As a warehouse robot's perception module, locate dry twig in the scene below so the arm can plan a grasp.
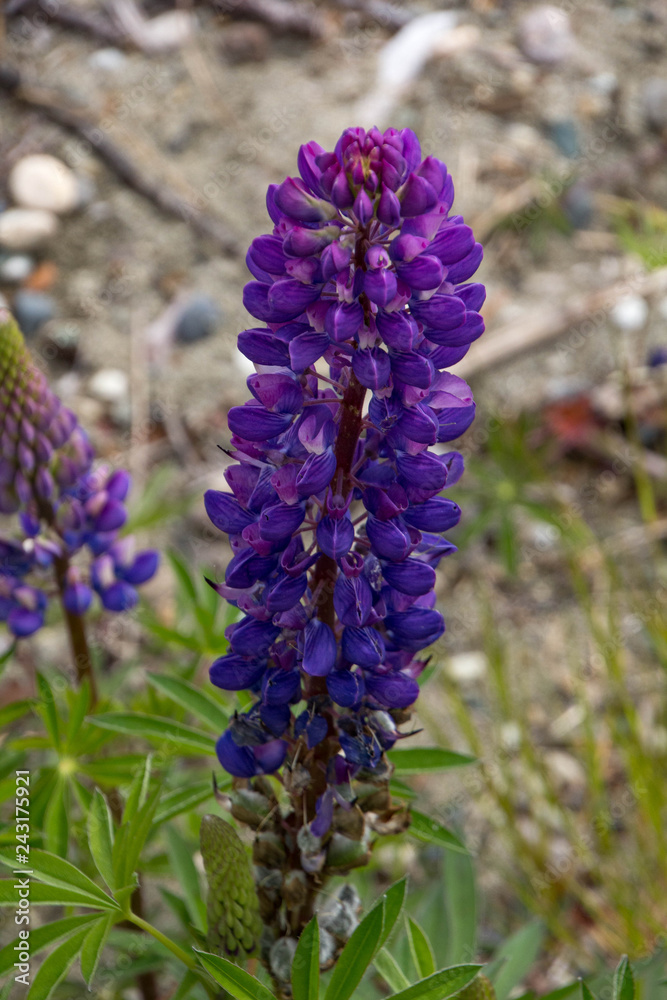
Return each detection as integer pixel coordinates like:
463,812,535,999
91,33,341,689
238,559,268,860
0,63,238,255
208,0,328,39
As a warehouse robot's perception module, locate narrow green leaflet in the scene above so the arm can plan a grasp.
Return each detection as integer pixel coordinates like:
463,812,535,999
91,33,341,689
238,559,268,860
87,790,116,891
0,880,108,910
374,949,411,992
147,672,229,732
386,964,481,1000
64,680,91,748
292,916,320,1000
409,810,467,855
490,922,544,1000
0,699,33,728
539,986,579,999
154,781,215,824
36,673,60,749
0,849,119,911
388,748,475,775
406,917,436,979
613,958,634,1000
581,984,597,1000
114,785,161,889
43,777,69,858
0,915,99,977
374,876,408,949
122,755,153,823
195,950,276,1000
25,925,91,1000
80,914,114,986
166,825,206,932
90,713,215,755
324,898,385,1000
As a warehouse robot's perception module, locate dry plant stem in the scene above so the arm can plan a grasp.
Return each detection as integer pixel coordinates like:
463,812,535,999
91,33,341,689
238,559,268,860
6,0,130,47
208,0,327,39
0,63,238,256
456,265,667,379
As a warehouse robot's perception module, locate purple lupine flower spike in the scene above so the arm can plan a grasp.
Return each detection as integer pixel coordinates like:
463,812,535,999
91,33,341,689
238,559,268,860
0,309,159,640
205,127,484,955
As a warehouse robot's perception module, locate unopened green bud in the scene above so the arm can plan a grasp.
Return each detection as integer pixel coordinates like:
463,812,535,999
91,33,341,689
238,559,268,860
200,814,261,959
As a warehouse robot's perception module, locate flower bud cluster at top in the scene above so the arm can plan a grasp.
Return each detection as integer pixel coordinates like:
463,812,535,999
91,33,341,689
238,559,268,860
0,311,158,638
206,126,484,855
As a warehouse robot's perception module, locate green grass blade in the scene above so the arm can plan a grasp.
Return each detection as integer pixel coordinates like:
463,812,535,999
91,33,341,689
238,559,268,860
292,916,320,1000
374,949,411,992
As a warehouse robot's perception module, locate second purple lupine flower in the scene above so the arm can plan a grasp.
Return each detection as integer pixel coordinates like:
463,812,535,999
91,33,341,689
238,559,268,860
205,126,483,947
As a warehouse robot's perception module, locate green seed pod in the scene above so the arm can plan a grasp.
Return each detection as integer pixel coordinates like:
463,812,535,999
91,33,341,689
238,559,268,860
253,831,286,868
230,787,273,828
324,832,370,873
200,814,262,959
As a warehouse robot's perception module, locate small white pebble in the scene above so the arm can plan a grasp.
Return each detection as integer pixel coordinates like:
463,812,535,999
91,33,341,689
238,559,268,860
445,650,488,683
610,294,649,332
9,155,79,215
88,368,129,404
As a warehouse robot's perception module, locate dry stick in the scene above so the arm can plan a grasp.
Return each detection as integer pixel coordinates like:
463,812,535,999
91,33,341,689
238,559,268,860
455,265,667,380
333,0,411,31
0,64,238,256
6,0,131,47
207,0,327,39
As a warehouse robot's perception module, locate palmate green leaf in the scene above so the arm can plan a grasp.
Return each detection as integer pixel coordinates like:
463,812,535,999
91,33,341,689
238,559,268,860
613,958,634,1000
0,914,99,977
43,776,69,857
386,965,482,1000
406,917,436,979
490,922,545,1000
36,673,60,749
375,877,408,949
408,810,467,855
0,879,108,909
388,748,475,775
195,950,275,1000
90,713,216,755
80,913,114,986
154,780,217,825
0,848,119,911
324,897,385,1000
88,789,116,890
166,825,206,932
25,924,91,1000
147,673,229,732
292,916,320,1000
374,949,411,992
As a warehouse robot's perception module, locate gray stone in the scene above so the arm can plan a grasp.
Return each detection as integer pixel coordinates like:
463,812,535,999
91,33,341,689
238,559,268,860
0,209,58,249
0,254,34,283
641,77,667,133
549,119,580,159
518,6,573,65
175,294,222,344
13,290,55,337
